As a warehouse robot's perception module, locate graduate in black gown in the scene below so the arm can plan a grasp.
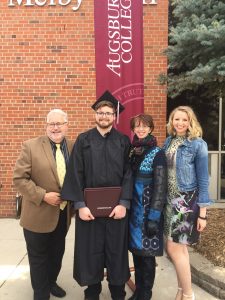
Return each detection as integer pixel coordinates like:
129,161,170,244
61,91,133,300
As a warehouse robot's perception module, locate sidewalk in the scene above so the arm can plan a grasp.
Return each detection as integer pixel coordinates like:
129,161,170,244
0,218,218,300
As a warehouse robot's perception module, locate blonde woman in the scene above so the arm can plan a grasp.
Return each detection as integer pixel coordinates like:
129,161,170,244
163,106,212,300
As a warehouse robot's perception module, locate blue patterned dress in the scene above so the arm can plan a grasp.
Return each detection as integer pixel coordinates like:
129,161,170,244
129,146,167,256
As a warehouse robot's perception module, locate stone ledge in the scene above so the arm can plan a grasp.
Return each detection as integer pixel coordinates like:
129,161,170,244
189,247,225,299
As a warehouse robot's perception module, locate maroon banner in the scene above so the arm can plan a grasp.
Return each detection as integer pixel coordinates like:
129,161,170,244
94,0,144,138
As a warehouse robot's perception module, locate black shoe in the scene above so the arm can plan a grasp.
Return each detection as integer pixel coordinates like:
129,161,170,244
139,289,152,300
84,297,99,300
128,289,139,300
50,283,66,298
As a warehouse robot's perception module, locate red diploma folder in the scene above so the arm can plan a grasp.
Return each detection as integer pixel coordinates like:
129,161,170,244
84,186,122,217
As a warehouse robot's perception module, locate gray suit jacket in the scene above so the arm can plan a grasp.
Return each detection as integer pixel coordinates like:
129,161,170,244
13,136,74,233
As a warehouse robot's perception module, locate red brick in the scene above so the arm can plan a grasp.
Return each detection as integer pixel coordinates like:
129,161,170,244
0,1,168,217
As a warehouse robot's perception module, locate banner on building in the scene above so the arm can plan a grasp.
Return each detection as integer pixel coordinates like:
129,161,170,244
94,0,144,137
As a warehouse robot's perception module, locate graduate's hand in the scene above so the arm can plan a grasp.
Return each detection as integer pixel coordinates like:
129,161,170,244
79,207,95,221
109,205,126,219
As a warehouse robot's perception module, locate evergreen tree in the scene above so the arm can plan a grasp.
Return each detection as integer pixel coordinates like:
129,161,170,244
163,0,225,98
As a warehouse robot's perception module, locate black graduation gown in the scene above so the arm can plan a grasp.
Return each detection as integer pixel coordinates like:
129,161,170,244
61,127,133,286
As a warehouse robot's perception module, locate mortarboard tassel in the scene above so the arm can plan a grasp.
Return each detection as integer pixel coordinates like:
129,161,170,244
116,100,120,124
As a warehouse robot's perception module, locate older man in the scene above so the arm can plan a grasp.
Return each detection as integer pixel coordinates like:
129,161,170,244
13,109,73,300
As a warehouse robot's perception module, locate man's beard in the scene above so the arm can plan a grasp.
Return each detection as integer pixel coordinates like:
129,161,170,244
95,119,113,129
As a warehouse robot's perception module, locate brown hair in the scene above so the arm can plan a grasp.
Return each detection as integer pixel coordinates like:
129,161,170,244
130,114,154,133
94,101,116,112
167,106,202,139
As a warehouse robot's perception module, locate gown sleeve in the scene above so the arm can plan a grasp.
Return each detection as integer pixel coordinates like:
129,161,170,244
119,135,133,209
61,135,86,210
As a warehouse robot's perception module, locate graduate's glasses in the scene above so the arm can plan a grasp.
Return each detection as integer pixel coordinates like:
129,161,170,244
47,122,67,129
96,112,115,117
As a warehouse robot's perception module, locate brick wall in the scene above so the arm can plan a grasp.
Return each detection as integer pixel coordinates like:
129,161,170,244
0,1,168,217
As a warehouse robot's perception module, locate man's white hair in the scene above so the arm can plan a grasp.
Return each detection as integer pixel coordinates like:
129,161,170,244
47,109,68,123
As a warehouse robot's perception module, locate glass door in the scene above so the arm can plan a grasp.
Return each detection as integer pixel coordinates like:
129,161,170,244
220,97,225,200
203,97,219,201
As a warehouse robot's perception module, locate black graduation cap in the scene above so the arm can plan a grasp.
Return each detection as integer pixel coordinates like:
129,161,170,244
92,90,125,115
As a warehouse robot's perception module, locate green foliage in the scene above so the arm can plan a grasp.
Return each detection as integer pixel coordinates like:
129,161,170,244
164,0,225,98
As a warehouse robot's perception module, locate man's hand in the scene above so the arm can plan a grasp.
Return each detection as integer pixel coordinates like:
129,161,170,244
109,205,126,219
43,192,62,206
79,207,95,221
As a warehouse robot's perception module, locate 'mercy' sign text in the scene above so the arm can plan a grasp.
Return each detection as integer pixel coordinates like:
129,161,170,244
8,0,157,11
8,0,83,10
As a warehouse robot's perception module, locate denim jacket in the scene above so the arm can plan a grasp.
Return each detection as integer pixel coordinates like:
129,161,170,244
163,136,212,207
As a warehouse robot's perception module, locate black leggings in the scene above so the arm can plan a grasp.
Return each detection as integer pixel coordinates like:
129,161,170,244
132,254,156,294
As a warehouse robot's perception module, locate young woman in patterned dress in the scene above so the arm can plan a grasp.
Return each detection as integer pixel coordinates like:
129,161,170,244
163,106,212,300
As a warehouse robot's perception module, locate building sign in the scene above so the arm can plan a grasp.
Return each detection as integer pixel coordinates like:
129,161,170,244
8,0,83,10
94,0,144,138
8,0,157,10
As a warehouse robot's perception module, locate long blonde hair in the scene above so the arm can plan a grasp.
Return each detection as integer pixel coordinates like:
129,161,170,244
167,106,203,139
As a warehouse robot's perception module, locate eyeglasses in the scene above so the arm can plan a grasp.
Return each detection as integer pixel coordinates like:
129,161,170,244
134,125,150,129
47,122,67,129
96,112,115,117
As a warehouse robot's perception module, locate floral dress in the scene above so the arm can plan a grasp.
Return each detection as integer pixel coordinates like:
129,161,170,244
164,136,200,245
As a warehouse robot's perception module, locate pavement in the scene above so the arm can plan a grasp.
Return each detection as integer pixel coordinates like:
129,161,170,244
0,217,221,300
